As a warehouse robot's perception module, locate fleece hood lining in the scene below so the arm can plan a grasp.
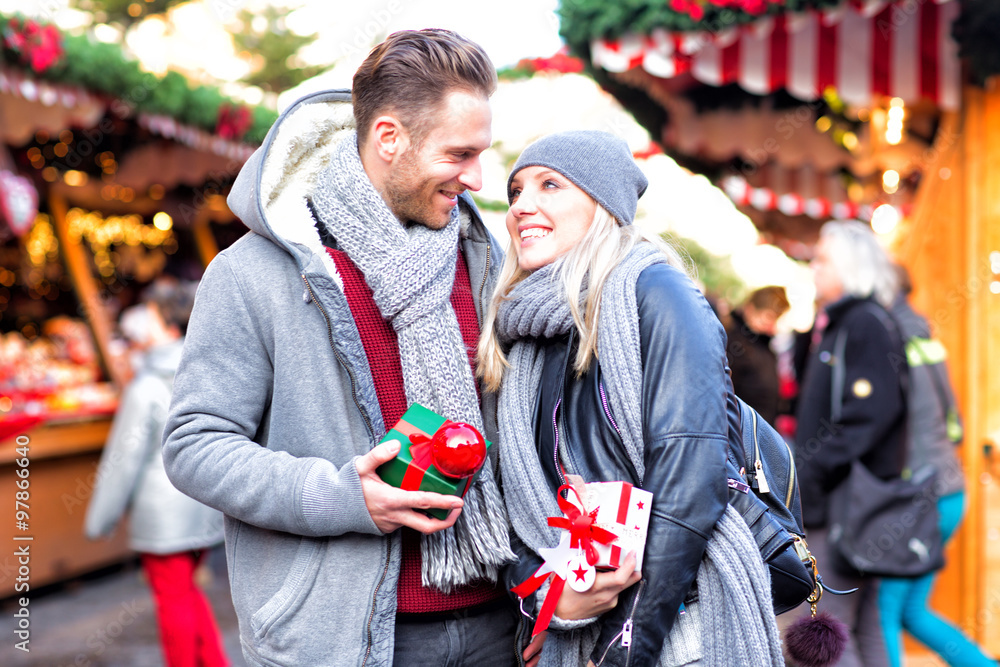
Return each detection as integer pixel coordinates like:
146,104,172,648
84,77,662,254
250,96,477,292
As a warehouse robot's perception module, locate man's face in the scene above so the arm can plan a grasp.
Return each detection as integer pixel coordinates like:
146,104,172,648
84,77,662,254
383,90,492,229
811,236,844,307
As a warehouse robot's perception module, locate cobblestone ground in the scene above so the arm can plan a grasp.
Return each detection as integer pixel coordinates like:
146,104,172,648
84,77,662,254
0,548,246,667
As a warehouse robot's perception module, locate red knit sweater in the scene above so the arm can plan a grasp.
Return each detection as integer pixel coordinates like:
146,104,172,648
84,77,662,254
326,246,505,614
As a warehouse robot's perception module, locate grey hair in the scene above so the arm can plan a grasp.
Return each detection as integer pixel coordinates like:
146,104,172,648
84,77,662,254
819,220,899,308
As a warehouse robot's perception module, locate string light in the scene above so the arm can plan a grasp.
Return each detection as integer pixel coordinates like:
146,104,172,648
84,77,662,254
153,212,173,231
882,169,900,194
871,204,901,234
886,98,905,145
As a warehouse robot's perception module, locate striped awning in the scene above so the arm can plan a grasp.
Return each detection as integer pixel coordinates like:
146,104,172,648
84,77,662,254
591,0,961,110
722,174,912,221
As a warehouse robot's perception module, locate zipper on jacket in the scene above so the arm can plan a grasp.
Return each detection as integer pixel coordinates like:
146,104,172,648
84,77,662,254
477,243,492,311
303,274,385,665
749,409,771,495
553,397,566,486
301,275,374,440
595,579,646,667
598,381,623,442
361,539,392,667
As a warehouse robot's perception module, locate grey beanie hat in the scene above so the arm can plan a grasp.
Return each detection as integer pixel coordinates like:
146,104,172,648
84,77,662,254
507,130,648,226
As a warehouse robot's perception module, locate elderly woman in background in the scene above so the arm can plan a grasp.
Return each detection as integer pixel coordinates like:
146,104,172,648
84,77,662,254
793,220,908,667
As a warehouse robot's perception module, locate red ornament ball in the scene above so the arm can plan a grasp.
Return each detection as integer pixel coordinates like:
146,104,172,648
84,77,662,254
431,422,487,478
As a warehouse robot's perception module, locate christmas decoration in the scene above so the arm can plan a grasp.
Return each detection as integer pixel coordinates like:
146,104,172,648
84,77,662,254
0,13,278,145
377,404,492,520
512,482,654,638
512,485,619,638
0,170,39,237
2,17,63,74
215,103,253,142
429,421,487,478
559,0,841,45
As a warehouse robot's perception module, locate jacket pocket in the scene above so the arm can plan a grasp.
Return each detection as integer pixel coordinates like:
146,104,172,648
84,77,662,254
250,537,324,639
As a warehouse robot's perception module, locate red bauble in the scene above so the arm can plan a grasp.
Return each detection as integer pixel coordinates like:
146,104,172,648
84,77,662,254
431,422,486,478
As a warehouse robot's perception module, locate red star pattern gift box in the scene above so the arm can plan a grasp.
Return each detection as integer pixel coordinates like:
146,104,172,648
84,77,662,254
581,481,653,572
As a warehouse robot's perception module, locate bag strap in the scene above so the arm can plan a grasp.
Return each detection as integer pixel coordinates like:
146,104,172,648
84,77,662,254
908,337,963,443
827,300,910,454
830,326,849,424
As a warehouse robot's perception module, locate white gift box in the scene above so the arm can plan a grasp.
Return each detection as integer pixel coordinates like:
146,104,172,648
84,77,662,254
581,481,653,573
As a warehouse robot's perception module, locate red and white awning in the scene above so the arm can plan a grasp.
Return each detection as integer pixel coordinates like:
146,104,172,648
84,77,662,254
722,174,911,221
138,114,256,162
0,67,106,145
592,0,961,110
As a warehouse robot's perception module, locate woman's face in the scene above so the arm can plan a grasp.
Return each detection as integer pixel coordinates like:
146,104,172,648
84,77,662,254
811,236,844,306
506,166,597,272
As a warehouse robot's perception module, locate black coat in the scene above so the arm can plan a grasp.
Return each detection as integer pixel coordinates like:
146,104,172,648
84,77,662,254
725,310,781,425
503,264,731,667
794,296,908,528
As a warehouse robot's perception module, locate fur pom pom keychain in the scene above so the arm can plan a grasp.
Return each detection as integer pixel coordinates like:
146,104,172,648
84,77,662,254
784,548,851,667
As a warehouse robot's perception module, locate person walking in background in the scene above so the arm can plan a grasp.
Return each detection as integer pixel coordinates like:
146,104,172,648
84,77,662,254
85,277,229,667
480,131,782,666
161,30,516,667
878,265,997,667
793,220,908,667
724,285,790,426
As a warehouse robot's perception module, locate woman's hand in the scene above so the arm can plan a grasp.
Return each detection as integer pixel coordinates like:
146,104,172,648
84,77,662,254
553,552,641,620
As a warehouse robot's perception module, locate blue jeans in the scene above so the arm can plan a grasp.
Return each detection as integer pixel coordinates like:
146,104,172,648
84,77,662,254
393,600,519,666
878,491,997,667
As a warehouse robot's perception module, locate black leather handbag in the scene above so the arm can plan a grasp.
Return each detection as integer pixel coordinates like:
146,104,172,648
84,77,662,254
728,397,816,615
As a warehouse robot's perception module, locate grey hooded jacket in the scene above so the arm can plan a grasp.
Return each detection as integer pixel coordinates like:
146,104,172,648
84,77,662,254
86,339,224,554
161,90,504,667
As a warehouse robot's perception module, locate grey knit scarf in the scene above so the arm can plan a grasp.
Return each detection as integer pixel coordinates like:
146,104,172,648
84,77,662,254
311,132,514,591
496,244,783,667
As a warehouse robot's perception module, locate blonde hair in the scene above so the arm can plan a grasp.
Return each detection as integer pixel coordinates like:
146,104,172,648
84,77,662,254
819,220,899,308
477,207,688,392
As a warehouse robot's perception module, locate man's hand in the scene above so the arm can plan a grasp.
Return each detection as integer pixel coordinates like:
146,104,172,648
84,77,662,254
356,439,464,534
554,552,642,620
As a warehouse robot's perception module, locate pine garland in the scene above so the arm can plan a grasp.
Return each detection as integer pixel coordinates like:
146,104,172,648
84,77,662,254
0,13,277,145
558,0,843,53
953,0,1000,85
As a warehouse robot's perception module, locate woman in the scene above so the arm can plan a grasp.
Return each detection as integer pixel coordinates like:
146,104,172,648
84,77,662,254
85,278,229,667
793,220,908,667
478,131,781,667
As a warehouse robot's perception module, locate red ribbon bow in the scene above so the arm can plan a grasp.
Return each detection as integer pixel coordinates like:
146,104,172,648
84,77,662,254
511,484,619,638
547,485,617,566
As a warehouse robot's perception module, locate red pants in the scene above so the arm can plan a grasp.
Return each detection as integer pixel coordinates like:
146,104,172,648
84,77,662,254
140,551,229,667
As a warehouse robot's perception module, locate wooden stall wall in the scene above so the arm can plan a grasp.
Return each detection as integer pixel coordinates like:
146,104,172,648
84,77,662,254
894,80,1000,651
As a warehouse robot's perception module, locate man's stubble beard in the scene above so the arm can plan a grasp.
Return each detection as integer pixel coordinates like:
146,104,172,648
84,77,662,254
382,146,453,230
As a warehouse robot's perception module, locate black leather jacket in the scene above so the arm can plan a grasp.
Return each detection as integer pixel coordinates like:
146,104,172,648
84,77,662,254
503,264,730,667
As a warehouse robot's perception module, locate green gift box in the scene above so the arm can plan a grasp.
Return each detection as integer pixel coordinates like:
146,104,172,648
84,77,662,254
376,403,491,520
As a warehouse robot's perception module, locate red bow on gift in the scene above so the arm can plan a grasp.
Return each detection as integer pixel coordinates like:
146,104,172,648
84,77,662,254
548,486,617,566
512,484,618,639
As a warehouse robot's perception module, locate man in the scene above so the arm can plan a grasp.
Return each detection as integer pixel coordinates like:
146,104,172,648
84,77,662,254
162,30,516,667
724,285,790,426
793,220,907,667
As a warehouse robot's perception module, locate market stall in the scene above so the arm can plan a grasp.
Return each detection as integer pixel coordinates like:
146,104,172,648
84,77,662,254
561,0,1000,649
0,14,270,596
